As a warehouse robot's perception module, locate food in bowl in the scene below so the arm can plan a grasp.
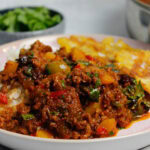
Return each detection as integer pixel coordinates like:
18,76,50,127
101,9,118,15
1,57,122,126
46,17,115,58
0,35,150,139
139,0,150,5
0,7,62,32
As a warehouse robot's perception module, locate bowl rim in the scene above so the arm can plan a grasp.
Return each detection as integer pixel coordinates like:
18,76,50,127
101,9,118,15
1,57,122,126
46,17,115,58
133,0,150,10
0,126,150,143
0,34,150,143
0,6,65,35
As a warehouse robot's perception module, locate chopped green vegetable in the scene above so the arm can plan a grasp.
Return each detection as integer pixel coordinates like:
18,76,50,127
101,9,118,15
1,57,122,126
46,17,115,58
63,58,76,68
50,111,59,115
123,80,145,101
28,51,34,59
22,114,35,120
62,80,66,88
118,127,125,130
24,67,32,77
95,79,101,88
123,80,146,114
99,64,119,73
109,131,114,136
77,60,90,66
112,68,120,73
67,74,71,79
94,73,99,77
45,64,51,75
105,64,116,68
86,72,93,78
62,95,65,99
45,61,70,75
143,100,150,108
112,101,122,108
90,88,100,102
0,7,62,32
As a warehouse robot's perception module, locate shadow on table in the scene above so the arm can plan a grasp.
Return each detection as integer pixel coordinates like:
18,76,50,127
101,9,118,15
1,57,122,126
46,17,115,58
0,145,11,150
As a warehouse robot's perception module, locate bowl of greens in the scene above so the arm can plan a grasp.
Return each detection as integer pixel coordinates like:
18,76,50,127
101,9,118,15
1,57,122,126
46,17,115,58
0,6,65,44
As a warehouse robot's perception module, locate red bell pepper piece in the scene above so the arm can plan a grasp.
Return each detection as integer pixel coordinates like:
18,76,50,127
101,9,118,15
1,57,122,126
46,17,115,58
0,92,8,104
31,133,36,136
86,55,94,61
75,64,81,69
96,126,108,136
50,90,67,99
40,84,45,89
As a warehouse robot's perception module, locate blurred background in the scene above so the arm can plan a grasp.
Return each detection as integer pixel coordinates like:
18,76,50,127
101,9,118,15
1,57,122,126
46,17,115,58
0,0,128,37
0,0,150,44
0,0,149,42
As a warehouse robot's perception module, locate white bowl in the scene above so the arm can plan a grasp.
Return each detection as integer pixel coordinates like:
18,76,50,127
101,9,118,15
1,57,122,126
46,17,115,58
0,34,150,150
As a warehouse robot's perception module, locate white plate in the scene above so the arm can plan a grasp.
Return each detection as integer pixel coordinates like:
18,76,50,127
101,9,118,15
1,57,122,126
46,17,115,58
0,34,150,150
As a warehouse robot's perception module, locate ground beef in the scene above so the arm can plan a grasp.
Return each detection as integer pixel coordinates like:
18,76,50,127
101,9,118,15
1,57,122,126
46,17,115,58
101,84,132,127
0,40,148,139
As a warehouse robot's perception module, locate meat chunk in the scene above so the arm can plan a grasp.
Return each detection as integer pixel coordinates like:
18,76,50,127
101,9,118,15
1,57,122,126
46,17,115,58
101,84,132,127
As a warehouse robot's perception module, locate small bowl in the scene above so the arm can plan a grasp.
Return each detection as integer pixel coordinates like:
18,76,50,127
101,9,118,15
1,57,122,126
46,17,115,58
126,0,150,43
0,7,65,44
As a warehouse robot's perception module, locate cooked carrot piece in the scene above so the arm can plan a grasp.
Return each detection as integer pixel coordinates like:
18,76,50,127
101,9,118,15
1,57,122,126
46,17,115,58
3,61,18,74
36,129,54,138
45,52,56,60
71,48,86,61
85,102,100,115
99,118,117,133
100,72,115,85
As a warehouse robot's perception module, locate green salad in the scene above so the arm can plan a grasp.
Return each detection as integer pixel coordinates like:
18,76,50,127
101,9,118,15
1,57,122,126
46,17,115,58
0,7,62,32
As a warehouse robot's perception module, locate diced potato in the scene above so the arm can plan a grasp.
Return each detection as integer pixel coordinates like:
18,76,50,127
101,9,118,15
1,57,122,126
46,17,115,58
80,45,98,57
36,129,53,138
71,48,86,61
3,61,18,74
115,50,136,70
53,55,62,61
100,118,117,133
85,102,100,115
100,72,115,85
57,37,78,53
45,52,55,60
102,37,114,46
115,39,128,49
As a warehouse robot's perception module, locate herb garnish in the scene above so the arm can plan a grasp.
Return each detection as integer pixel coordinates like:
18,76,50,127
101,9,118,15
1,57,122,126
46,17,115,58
22,114,35,120
86,72,93,78
109,131,114,136
123,80,144,101
77,60,90,66
62,80,66,88
99,63,119,73
45,64,51,75
90,88,100,102
24,67,32,77
28,51,34,59
94,73,99,77
95,79,101,88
